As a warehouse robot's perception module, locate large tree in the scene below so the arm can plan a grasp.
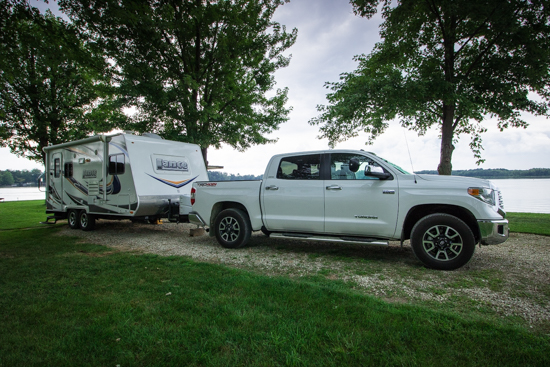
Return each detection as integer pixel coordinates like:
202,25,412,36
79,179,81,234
0,1,123,165
59,0,297,164
310,0,550,174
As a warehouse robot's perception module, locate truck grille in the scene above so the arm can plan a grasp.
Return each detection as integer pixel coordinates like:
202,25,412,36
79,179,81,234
497,190,504,209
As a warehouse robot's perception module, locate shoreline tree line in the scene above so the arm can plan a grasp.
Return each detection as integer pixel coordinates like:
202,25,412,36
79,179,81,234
2,167,549,187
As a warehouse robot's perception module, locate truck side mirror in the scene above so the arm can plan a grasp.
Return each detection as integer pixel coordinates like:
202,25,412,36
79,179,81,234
365,166,392,180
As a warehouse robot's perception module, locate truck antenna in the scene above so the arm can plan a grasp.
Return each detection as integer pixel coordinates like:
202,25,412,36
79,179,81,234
403,130,417,183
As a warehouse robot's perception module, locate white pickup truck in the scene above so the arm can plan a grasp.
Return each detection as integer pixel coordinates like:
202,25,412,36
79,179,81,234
189,150,509,270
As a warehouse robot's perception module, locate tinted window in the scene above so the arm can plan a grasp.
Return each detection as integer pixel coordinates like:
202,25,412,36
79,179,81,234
276,154,321,180
109,154,125,175
54,158,61,178
64,162,73,178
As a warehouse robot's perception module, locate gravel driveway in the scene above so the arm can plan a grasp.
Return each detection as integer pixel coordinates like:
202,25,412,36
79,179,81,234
59,220,550,330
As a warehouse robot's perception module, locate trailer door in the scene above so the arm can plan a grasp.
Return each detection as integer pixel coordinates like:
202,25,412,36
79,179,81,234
48,152,64,210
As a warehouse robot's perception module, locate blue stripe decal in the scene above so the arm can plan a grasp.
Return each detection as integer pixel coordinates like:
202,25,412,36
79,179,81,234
146,174,199,188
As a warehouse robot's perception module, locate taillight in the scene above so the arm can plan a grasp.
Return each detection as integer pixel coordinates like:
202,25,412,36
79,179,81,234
190,187,196,205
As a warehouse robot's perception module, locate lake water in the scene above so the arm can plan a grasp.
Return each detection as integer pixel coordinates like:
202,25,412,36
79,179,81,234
0,178,549,213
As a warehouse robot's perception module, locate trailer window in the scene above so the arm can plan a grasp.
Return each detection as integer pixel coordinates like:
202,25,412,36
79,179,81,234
54,158,61,178
63,162,73,178
109,154,125,175
276,154,321,180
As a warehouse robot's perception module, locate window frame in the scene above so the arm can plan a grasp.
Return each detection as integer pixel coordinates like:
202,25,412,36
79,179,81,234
108,154,125,175
276,154,322,180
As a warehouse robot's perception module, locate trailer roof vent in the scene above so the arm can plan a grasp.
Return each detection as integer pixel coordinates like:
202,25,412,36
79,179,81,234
142,133,164,139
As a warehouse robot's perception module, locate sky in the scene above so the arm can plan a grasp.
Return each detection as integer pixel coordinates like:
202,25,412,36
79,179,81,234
2,0,549,175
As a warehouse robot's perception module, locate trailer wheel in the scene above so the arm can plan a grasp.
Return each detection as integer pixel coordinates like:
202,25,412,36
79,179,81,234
214,208,251,249
79,210,96,231
410,213,475,270
68,209,80,229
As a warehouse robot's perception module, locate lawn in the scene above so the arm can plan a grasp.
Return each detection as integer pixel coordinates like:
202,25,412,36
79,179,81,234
506,212,550,236
1,201,549,366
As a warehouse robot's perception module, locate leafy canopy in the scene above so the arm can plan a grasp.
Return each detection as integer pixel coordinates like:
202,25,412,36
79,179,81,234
310,0,550,174
59,0,297,163
0,1,124,164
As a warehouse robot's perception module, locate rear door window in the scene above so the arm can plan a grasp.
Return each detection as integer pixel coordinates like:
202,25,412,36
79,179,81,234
276,154,321,180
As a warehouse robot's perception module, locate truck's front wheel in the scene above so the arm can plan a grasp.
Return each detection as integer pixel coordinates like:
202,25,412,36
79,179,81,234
214,208,251,249
410,213,475,270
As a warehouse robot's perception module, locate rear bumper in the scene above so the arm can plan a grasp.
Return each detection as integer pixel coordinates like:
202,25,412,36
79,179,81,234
189,211,206,227
478,219,509,245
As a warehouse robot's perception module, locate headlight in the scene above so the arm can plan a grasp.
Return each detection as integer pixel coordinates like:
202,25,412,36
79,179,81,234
468,187,496,206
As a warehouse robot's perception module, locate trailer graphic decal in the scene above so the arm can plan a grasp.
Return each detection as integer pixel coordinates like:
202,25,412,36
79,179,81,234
147,174,198,188
66,175,122,196
66,192,87,206
48,185,63,204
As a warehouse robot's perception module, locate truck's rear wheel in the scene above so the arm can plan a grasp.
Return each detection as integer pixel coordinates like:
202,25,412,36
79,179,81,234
410,213,475,270
79,210,96,231
214,208,251,249
68,209,80,229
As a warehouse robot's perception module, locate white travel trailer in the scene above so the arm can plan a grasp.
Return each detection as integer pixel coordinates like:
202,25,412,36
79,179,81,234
42,132,209,230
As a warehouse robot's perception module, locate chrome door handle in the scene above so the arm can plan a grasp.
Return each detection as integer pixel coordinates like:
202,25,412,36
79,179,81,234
326,185,342,191
265,185,279,190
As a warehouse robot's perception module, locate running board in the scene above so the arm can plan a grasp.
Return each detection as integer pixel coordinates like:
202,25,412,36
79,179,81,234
269,233,389,246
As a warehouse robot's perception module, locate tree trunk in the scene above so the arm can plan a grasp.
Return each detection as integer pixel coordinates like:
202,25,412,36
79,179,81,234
201,147,208,167
438,103,455,175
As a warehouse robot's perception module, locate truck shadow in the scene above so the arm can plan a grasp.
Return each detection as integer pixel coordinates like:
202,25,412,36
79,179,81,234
249,232,421,269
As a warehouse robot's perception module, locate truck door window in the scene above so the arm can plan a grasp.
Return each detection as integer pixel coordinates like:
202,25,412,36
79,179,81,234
330,154,384,180
277,154,321,180
109,154,125,175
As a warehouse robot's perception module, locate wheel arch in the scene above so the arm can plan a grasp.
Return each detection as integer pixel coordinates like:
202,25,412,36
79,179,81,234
402,204,480,243
210,201,251,228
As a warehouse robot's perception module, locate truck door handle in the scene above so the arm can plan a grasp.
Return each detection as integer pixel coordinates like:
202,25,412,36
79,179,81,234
326,185,342,191
265,185,279,191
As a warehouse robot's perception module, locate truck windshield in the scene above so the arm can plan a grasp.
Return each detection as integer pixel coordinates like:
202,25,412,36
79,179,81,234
379,157,411,174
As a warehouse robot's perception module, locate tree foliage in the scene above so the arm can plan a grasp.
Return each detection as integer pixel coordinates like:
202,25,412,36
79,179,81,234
0,169,42,186
59,0,297,164
207,171,263,181
0,1,124,165
310,0,550,174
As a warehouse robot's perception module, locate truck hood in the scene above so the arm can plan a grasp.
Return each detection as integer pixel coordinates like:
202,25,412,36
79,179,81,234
414,174,493,188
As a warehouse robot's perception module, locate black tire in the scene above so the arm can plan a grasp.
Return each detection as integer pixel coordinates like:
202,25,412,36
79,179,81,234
68,209,80,229
79,210,96,231
410,213,475,270
214,208,251,249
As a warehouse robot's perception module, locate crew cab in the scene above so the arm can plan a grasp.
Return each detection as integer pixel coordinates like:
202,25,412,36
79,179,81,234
189,150,509,270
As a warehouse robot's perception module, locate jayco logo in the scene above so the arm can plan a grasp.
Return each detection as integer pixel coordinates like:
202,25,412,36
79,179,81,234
156,158,188,172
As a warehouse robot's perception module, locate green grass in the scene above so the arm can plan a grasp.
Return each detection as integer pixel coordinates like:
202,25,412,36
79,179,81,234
0,199,64,230
1,201,550,366
507,212,550,236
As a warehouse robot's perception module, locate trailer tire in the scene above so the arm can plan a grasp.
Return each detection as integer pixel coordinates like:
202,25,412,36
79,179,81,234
214,208,251,249
68,209,80,229
410,213,475,270
79,210,96,231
